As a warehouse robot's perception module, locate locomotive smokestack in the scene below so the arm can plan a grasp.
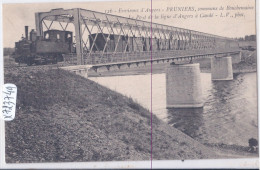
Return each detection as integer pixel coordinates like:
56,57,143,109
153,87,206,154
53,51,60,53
25,26,28,40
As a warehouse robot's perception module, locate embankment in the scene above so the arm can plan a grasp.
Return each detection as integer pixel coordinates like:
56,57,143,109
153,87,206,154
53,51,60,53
5,66,219,163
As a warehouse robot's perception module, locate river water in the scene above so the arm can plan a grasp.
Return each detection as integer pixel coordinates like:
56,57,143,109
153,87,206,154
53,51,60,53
89,72,258,147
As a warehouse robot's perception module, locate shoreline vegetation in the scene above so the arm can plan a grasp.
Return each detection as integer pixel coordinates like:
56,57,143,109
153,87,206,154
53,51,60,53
4,50,257,163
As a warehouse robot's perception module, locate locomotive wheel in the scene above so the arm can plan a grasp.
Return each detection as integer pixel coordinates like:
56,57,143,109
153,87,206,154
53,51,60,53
52,57,57,64
35,60,41,65
26,57,33,66
27,60,32,66
53,59,57,64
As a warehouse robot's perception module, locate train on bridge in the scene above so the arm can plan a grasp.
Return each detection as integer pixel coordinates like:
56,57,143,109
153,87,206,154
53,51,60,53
14,8,240,66
14,26,74,65
14,26,239,66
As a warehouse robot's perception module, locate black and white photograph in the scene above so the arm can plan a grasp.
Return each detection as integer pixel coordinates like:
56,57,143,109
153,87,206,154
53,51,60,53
1,0,258,168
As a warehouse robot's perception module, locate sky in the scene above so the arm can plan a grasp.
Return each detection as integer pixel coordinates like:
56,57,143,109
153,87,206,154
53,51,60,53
2,0,256,48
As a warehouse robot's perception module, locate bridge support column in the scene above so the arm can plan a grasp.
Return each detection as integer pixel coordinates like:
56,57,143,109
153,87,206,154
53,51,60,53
232,51,242,64
166,63,204,108
211,56,233,80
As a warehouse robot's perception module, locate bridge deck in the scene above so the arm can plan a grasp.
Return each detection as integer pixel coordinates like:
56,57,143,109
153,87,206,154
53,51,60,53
64,49,240,66
89,50,241,71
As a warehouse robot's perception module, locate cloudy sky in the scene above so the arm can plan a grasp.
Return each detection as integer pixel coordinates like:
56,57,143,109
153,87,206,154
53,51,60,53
2,0,256,47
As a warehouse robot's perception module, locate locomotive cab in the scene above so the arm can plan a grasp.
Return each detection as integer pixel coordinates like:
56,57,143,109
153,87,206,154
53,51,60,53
43,30,73,43
14,26,74,66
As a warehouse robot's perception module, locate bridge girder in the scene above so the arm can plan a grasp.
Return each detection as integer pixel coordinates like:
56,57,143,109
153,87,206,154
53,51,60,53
35,8,239,65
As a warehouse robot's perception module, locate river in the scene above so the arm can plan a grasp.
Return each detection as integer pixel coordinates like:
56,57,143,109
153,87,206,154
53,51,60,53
89,72,258,147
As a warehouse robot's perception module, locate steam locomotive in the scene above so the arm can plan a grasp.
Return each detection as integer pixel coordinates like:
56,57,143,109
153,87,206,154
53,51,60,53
14,26,74,66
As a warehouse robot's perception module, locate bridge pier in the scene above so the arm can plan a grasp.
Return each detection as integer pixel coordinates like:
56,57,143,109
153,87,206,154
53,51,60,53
166,63,204,108
211,56,233,80
232,51,242,64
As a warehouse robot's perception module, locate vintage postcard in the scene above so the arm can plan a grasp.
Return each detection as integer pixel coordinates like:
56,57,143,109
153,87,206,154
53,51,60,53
0,0,258,168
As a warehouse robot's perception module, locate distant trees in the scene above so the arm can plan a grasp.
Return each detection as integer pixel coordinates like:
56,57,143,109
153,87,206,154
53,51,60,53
245,35,256,41
235,35,256,42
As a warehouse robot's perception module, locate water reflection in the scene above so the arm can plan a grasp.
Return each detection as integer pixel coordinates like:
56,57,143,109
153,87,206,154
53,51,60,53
166,73,258,145
90,72,258,146
167,108,204,139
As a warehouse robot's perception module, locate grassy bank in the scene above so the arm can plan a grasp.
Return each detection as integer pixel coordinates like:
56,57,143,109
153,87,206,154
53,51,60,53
5,66,219,163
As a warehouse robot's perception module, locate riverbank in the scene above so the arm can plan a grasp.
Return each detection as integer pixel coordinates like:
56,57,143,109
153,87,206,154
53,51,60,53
4,49,258,162
5,66,221,163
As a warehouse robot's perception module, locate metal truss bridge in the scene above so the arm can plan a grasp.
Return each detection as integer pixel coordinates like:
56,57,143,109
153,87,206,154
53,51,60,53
35,8,240,68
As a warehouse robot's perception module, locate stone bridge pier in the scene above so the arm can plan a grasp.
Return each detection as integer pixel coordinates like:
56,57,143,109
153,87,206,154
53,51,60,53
211,56,233,80
166,52,241,108
211,52,241,80
231,51,242,64
166,63,204,108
